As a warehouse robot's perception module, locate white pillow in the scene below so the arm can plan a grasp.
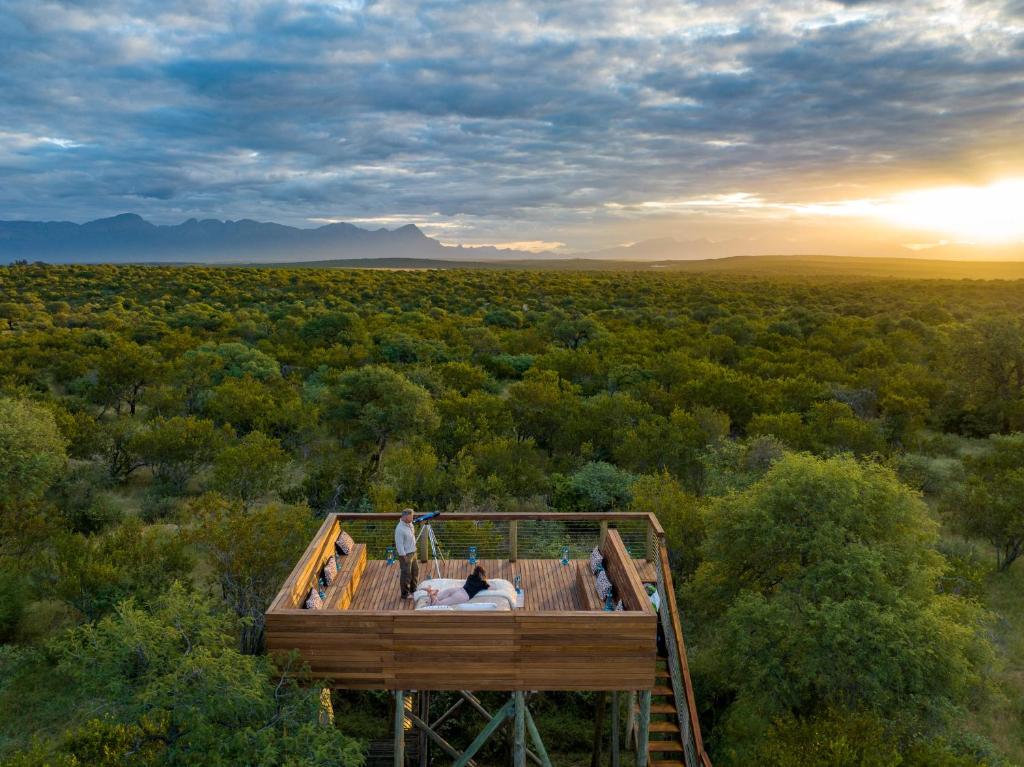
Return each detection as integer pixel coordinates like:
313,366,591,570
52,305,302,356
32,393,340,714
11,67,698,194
418,605,454,611
454,602,499,611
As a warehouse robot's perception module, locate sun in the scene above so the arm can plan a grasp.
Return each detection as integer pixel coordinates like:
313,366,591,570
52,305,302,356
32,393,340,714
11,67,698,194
867,178,1024,244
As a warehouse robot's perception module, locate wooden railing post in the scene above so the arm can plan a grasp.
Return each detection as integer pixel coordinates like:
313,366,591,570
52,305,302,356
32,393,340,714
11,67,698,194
600,521,609,546
510,520,519,562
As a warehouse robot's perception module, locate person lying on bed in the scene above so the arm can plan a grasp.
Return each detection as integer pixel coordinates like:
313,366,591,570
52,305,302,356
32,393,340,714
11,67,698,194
426,565,490,606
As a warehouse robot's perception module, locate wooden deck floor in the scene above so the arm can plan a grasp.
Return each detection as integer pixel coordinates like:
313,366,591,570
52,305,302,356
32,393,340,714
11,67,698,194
348,557,657,612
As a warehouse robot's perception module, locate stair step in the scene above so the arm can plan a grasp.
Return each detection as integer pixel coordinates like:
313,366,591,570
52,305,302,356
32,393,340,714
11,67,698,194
652,686,674,697
651,761,685,767
649,741,684,753
649,721,680,734
651,703,676,714
655,669,670,679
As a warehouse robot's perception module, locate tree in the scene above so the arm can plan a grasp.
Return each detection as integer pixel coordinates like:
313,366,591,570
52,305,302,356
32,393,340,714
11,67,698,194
186,495,320,654
8,583,362,767
507,369,580,452
0,397,67,505
131,416,228,494
323,365,438,474
457,437,550,500
689,454,991,754
210,431,290,509
945,433,1024,571
629,472,704,578
49,518,193,621
93,341,162,416
556,461,636,513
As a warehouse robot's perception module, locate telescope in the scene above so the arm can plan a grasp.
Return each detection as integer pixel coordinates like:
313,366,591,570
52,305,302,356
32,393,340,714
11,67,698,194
414,510,442,524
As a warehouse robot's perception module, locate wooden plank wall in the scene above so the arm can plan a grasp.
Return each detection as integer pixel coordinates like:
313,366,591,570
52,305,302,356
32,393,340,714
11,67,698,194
265,610,656,691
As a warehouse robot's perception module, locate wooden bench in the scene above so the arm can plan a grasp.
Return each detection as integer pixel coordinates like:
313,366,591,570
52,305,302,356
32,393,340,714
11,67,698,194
600,529,650,612
324,544,367,609
575,561,603,611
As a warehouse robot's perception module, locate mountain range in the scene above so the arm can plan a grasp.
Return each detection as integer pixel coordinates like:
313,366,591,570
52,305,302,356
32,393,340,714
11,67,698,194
2,213,1023,264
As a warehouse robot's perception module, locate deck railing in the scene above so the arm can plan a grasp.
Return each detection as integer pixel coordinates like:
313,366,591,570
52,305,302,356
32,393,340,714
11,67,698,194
332,511,656,565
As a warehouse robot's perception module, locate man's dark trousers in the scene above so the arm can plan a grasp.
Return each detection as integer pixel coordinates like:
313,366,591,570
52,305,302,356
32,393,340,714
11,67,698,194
399,554,419,598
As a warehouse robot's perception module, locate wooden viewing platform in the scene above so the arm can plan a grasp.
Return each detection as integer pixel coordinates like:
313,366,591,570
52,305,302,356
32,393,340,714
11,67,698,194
265,512,712,767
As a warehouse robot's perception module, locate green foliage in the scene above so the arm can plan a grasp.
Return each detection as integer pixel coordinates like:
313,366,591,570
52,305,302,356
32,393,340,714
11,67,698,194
944,434,1024,571
0,397,67,504
186,495,319,653
6,584,363,767
556,461,636,512
49,518,194,621
209,431,289,508
690,453,993,755
629,472,704,578
0,568,29,643
131,416,229,494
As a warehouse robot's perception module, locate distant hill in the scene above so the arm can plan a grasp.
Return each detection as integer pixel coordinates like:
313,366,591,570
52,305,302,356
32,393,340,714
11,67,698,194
0,213,509,263
2,214,1023,275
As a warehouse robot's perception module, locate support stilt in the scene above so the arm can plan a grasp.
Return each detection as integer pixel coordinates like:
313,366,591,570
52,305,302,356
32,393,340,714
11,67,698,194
636,690,651,767
524,708,553,767
452,699,515,767
591,691,607,767
514,692,526,767
418,691,430,767
407,712,477,767
460,691,543,767
394,691,406,767
610,691,620,767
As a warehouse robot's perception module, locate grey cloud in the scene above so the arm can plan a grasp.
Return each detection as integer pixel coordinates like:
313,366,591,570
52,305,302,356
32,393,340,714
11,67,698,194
0,0,1021,246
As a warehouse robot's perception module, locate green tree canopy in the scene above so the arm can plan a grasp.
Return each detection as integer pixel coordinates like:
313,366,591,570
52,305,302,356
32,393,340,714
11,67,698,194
209,431,289,509
944,433,1024,571
690,453,991,758
9,583,363,767
0,397,67,505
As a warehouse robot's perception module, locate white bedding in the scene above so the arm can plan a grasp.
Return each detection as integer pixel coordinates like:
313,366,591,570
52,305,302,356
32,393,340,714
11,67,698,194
413,577,517,611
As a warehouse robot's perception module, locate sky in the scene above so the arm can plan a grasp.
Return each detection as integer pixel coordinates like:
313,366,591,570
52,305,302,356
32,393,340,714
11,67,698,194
1,0,1023,257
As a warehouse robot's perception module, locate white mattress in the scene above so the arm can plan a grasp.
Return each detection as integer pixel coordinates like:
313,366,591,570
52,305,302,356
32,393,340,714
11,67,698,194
413,577,517,611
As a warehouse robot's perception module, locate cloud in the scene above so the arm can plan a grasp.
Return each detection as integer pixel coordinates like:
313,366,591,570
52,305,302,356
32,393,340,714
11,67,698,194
0,0,1021,250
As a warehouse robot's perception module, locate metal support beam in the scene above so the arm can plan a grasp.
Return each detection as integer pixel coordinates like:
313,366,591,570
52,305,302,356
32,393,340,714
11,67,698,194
524,708,553,767
407,712,477,767
394,691,406,767
452,699,515,767
610,691,620,767
514,692,526,767
431,695,466,731
458,691,543,767
636,690,651,767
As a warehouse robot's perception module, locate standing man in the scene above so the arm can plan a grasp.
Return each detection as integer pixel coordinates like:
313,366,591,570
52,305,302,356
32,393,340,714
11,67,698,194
395,508,419,600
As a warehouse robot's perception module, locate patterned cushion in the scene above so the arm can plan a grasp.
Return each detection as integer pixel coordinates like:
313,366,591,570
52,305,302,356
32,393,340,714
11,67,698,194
335,530,355,556
589,546,603,574
615,599,625,612
595,569,612,600
304,587,324,610
323,555,338,585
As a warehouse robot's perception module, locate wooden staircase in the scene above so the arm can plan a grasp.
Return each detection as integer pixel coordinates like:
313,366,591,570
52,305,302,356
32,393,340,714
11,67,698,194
647,659,686,767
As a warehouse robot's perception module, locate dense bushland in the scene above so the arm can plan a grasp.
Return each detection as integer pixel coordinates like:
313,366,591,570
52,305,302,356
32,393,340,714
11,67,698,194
1,263,1023,765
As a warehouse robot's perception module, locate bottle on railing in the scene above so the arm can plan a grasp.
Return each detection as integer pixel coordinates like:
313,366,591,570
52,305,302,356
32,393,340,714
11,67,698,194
317,577,327,601
386,546,396,566
604,591,614,611
560,545,570,566
513,574,522,594
468,546,477,565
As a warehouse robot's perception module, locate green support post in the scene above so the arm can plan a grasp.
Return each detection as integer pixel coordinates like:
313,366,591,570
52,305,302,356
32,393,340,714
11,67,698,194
394,690,405,767
514,692,526,767
636,690,651,767
453,699,515,767
524,708,554,767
